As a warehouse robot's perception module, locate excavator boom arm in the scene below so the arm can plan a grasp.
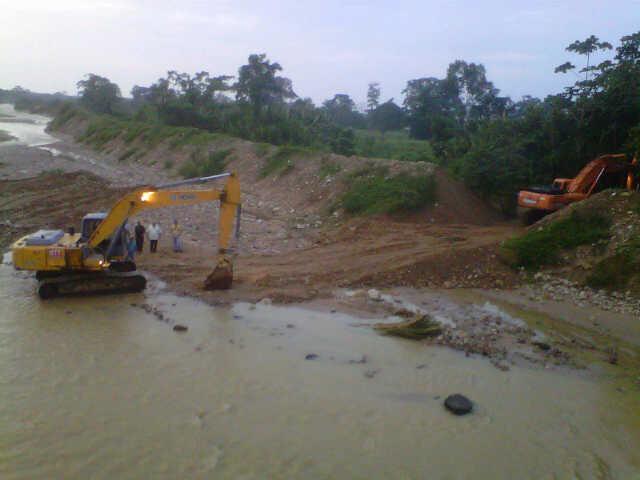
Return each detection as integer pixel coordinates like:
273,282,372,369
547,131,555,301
88,172,240,252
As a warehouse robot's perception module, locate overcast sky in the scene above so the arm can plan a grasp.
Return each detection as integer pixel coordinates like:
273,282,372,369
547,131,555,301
1,0,639,108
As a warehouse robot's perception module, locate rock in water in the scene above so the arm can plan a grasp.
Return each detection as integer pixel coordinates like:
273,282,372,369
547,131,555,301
444,394,473,415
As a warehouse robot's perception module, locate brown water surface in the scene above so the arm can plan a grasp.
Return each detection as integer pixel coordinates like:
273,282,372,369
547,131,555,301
1,263,639,479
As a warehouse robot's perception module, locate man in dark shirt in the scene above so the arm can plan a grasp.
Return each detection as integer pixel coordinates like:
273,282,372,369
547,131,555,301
134,221,146,253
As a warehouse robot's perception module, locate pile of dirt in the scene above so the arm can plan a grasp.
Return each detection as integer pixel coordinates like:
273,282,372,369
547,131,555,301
425,168,502,225
0,172,125,250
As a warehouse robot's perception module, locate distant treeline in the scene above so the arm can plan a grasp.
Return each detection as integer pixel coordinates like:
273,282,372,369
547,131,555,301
4,30,639,214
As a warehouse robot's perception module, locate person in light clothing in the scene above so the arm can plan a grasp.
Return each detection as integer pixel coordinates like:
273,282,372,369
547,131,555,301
170,219,183,253
147,222,162,253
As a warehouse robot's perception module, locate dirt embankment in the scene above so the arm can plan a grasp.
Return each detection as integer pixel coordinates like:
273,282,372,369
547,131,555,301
1,107,520,304
0,172,127,250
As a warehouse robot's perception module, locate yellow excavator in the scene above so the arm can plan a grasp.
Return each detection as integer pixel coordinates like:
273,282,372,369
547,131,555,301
11,172,241,299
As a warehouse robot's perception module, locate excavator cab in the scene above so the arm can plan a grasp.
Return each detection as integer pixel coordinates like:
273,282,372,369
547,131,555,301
80,213,108,242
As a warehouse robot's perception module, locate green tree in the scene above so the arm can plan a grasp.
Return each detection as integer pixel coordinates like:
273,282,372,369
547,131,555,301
446,60,504,123
555,35,613,81
322,93,365,128
402,77,460,141
235,53,296,116
367,82,381,112
369,100,406,134
77,74,121,114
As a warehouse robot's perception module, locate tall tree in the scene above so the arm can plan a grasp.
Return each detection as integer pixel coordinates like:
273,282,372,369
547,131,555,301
555,35,613,81
446,60,502,123
77,74,121,114
369,100,406,134
235,53,296,115
402,77,459,140
366,82,381,112
322,93,365,128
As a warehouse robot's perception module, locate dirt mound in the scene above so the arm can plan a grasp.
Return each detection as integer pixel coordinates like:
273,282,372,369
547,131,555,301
417,168,501,225
50,109,502,228
0,172,126,250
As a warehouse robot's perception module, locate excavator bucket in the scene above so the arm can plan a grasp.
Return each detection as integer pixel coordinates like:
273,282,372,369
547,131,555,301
204,255,233,290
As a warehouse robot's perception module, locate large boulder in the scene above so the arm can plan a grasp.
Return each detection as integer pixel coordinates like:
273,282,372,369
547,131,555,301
444,394,473,415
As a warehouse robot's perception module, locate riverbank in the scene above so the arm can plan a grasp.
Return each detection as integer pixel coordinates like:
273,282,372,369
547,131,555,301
2,104,640,377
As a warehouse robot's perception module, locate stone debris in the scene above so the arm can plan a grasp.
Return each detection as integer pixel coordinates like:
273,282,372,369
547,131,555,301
526,273,640,317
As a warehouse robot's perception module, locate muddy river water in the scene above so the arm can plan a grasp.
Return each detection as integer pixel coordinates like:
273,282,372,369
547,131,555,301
1,261,639,479
1,104,640,478
0,104,56,147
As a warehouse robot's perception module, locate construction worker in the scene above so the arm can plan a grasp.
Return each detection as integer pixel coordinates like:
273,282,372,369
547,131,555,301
134,221,146,253
125,230,137,262
148,222,161,253
170,219,183,253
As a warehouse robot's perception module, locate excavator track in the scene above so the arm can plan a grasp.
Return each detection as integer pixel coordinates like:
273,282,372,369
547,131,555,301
37,271,147,299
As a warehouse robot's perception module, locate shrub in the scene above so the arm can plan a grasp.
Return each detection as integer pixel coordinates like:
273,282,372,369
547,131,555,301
259,145,311,178
118,148,138,162
178,149,232,178
501,211,611,269
342,171,436,214
254,142,271,158
587,238,640,290
319,160,342,179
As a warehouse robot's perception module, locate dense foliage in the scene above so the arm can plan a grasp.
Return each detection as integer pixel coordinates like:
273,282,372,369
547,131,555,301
341,167,436,214
440,33,640,214
5,30,639,216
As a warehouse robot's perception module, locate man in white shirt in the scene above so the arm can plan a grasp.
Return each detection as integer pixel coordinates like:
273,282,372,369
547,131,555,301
148,222,162,253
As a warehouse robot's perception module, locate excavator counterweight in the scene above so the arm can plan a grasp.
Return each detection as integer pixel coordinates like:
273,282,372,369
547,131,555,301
11,172,241,299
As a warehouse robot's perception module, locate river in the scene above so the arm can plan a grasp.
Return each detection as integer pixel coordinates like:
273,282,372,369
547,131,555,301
1,261,639,479
1,104,639,479
0,104,56,147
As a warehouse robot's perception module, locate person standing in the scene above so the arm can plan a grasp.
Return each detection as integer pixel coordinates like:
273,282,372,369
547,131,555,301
148,222,161,253
125,231,137,262
170,219,183,253
134,221,146,253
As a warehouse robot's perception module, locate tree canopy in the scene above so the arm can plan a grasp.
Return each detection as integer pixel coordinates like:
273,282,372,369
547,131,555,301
59,30,640,216
77,74,121,115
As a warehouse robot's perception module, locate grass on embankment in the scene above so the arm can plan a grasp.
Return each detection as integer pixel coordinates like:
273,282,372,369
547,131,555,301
353,129,435,163
178,149,232,177
587,237,640,291
340,166,436,214
51,103,229,152
49,104,439,216
259,145,313,178
501,211,611,270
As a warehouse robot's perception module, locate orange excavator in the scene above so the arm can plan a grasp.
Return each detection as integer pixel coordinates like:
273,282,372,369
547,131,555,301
518,154,638,223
